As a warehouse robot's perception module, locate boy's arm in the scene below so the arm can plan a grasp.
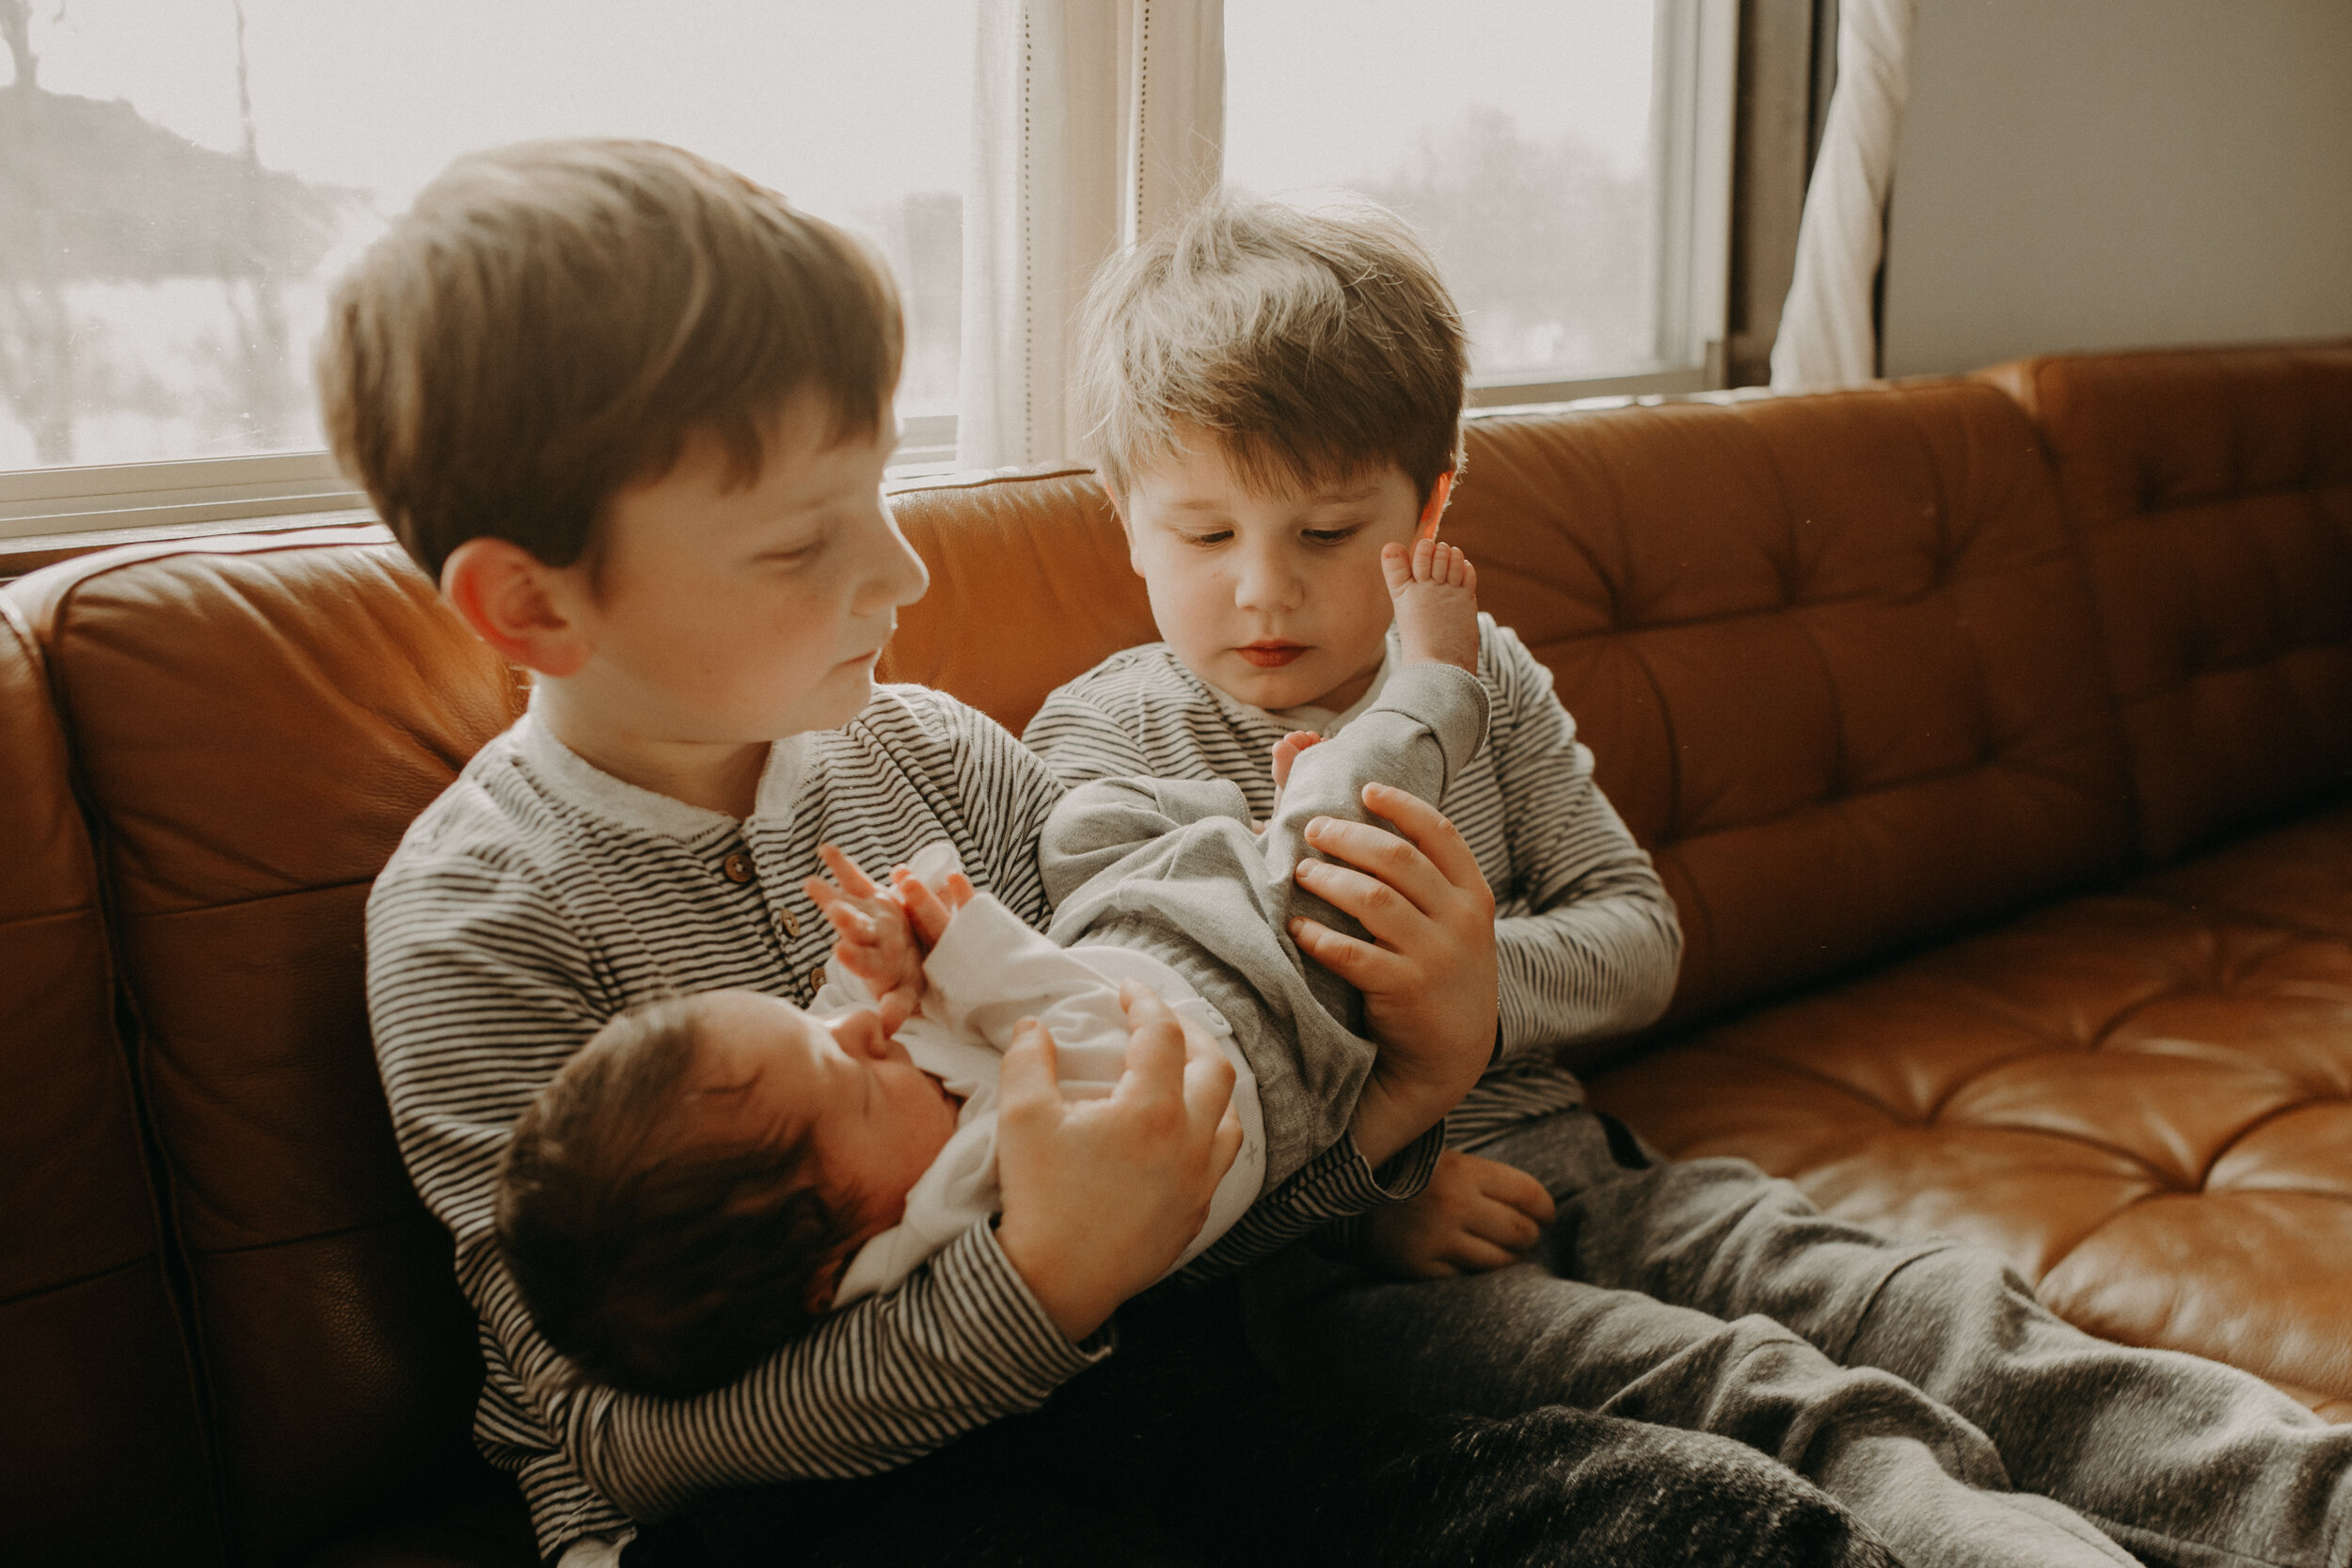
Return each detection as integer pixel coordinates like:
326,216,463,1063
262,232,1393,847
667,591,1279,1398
370,855,1112,1535
1485,623,1683,1056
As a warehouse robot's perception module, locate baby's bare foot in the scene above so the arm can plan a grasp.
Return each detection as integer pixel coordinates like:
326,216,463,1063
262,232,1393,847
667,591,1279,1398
1384,538,1480,672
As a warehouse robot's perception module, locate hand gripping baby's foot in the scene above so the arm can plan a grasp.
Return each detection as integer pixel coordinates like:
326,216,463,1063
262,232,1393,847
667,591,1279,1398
1384,537,1480,672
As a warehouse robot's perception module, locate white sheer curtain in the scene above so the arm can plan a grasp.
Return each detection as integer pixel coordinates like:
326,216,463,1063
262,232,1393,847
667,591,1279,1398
957,0,1223,469
1771,0,1915,392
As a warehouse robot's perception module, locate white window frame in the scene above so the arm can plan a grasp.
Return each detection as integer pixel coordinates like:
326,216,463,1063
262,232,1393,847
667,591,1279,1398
1466,0,1738,410
3,0,1736,542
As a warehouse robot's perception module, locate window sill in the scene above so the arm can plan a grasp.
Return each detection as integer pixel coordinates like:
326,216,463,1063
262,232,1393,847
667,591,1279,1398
0,507,378,583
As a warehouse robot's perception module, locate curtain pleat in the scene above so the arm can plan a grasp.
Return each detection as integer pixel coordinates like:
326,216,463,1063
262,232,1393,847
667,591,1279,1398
958,0,1223,469
1771,0,1914,392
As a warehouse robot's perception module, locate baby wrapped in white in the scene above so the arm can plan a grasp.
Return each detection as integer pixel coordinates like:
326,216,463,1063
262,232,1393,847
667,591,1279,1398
822,844,1267,1307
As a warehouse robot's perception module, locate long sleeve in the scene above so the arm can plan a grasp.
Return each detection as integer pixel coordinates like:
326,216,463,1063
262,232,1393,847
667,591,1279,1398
1480,624,1683,1058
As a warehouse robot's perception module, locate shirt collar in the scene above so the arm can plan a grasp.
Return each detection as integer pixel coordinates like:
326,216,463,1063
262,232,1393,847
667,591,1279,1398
511,696,808,842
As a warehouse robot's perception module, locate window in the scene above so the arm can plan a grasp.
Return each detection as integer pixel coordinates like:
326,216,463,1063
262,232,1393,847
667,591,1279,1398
1226,0,1734,406
0,0,970,540
4,0,1732,544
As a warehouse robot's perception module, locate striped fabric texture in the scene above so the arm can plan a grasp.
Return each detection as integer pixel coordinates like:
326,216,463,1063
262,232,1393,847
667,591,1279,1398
367,686,1434,1558
1024,615,1685,1148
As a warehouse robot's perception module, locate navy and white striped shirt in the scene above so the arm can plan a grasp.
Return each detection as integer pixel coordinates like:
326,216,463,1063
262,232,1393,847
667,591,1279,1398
367,685,1437,1558
1024,615,1684,1148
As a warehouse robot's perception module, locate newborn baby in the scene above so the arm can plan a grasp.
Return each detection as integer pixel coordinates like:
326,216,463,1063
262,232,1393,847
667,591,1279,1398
495,542,1489,1396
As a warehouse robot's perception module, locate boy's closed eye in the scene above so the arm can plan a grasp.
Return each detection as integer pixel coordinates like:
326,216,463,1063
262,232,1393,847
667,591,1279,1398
750,524,830,569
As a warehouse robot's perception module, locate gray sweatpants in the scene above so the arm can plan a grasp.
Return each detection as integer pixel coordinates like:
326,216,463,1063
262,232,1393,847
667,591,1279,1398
1039,660,1490,1187
1242,1108,2352,1568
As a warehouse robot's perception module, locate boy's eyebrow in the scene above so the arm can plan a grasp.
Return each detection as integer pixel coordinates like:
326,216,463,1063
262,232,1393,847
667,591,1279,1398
1164,482,1383,511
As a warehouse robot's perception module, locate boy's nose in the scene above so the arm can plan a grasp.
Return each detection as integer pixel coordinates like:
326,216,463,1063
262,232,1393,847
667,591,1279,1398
1231,546,1298,611
858,501,931,613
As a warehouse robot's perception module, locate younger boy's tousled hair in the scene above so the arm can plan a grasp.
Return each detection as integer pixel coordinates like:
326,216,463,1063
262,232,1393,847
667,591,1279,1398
318,138,904,583
1075,192,1468,504
494,996,860,1400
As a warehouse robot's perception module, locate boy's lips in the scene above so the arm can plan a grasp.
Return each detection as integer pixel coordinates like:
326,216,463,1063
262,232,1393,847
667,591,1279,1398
1238,641,1307,669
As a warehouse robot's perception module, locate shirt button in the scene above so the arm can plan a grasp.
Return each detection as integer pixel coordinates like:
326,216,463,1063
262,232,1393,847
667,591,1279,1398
779,910,802,938
722,852,755,883
809,964,828,992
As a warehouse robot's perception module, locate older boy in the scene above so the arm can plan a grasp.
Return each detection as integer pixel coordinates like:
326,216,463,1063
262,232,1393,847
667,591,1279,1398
341,141,1888,1568
1029,193,2352,1568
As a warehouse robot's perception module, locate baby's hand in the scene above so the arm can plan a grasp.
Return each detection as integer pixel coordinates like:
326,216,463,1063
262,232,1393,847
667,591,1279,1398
890,863,977,949
1360,1148,1554,1279
806,845,927,1032
1269,729,1323,791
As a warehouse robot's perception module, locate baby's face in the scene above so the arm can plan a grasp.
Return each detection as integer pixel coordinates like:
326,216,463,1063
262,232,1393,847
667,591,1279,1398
679,990,961,1242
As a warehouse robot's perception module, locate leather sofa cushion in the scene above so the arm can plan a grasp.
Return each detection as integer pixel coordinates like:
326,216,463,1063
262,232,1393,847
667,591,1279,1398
10,528,527,1564
1590,799,2352,1419
1982,343,2352,864
882,465,1157,730
0,594,220,1563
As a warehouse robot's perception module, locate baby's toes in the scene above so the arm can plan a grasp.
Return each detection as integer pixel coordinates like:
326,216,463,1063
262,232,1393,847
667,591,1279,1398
1412,535,1440,582
1381,540,1414,593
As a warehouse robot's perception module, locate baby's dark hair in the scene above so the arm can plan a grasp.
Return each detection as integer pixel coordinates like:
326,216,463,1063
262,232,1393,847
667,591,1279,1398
494,995,863,1399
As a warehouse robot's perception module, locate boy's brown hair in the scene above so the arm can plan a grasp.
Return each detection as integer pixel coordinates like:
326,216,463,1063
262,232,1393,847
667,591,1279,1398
494,996,859,1399
318,138,904,582
1076,192,1468,504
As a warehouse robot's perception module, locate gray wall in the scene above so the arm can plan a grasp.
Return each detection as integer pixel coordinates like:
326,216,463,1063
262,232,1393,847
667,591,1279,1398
1881,0,2352,377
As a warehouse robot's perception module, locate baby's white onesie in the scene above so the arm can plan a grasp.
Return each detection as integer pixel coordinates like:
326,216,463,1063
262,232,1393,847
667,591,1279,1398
824,846,1266,1307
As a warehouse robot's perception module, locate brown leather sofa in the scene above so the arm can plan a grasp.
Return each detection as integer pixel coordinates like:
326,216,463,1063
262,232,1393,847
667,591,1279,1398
5,341,2346,1565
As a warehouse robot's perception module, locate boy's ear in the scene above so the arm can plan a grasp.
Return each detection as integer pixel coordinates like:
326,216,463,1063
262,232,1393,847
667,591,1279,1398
1415,470,1456,543
1100,478,1145,576
440,537,593,677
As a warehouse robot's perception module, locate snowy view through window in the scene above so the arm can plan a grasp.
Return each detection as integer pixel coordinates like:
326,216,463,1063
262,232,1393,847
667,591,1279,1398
3,0,1663,473
1226,0,1660,385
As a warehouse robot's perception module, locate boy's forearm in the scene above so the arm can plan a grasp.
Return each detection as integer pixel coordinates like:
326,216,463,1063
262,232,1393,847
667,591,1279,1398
545,1222,1105,1514
1348,1069,1453,1168
1171,1121,1444,1282
1493,889,1681,1058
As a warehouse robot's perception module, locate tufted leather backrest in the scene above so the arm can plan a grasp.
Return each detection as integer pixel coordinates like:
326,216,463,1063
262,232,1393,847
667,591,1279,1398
879,383,2136,1029
9,528,529,1565
0,595,221,1565
1452,385,2135,1025
1981,343,2352,864
880,466,1158,732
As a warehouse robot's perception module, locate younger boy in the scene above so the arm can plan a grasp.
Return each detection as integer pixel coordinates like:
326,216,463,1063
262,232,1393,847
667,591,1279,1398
1031,192,2352,1568
494,543,1491,1397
